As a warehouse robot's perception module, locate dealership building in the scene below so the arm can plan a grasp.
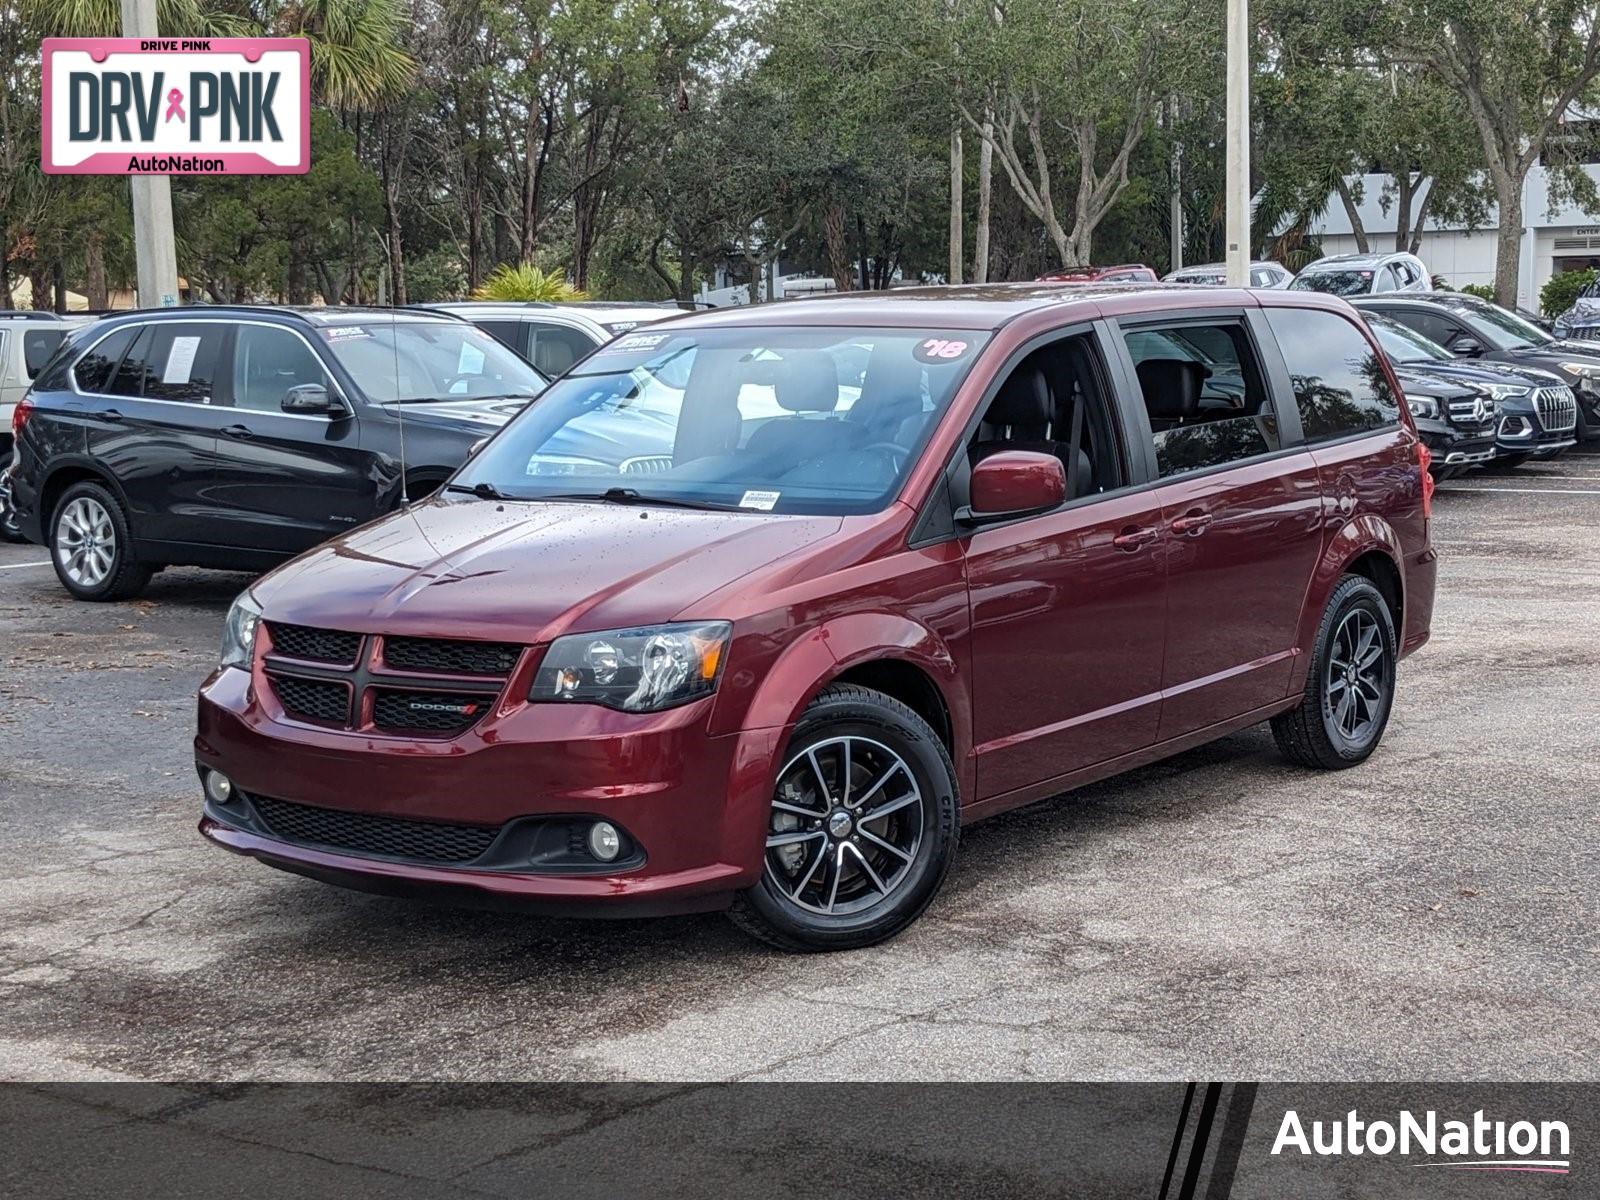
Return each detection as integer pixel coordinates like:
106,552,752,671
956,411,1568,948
1309,163,1600,309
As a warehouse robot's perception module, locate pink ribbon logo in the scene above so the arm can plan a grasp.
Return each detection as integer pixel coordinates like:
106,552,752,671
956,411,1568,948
164,88,185,123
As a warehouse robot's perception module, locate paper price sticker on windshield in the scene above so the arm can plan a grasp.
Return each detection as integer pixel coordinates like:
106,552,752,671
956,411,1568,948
606,332,669,354
42,38,310,175
738,490,780,511
914,337,970,363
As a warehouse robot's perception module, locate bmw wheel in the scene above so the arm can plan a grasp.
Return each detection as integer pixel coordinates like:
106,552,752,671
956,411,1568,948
728,684,959,952
50,481,152,601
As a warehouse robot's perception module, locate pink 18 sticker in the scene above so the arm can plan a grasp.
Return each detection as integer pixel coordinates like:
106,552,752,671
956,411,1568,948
914,337,969,363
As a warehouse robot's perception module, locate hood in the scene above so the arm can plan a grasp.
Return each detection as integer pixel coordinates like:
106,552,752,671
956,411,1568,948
1556,297,1600,328
1527,339,1600,362
252,495,843,642
1389,363,1477,397
1414,357,1565,388
378,396,531,435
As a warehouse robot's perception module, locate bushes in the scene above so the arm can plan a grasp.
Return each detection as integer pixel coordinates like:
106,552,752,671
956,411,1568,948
473,264,587,302
1539,268,1597,318
1457,283,1496,302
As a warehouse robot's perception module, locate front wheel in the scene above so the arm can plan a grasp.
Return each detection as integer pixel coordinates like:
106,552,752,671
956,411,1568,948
50,481,152,601
728,684,959,952
1271,575,1397,769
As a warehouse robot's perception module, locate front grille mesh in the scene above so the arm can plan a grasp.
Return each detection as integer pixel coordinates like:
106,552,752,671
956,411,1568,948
1535,386,1577,433
383,636,522,676
1445,396,1494,429
373,689,492,734
250,794,498,864
270,675,351,725
267,623,361,664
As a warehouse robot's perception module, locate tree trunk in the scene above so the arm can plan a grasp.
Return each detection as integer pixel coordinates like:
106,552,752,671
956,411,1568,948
52,259,67,313
1335,178,1369,253
948,123,964,283
28,263,47,311
824,202,851,291
84,232,108,309
286,243,310,305
1492,171,1524,307
0,224,11,307
974,98,994,282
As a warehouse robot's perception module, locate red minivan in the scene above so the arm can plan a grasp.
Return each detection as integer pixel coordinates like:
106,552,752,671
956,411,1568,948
196,285,1436,951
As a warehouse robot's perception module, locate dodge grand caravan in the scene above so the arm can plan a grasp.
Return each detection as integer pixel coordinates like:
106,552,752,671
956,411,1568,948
196,285,1436,951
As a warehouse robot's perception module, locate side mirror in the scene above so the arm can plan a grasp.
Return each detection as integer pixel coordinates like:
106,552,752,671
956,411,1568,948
1449,335,1483,358
282,383,343,416
963,450,1066,522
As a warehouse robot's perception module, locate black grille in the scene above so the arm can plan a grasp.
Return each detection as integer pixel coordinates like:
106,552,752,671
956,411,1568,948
373,688,491,734
250,794,499,864
383,636,522,676
270,675,351,725
268,623,361,664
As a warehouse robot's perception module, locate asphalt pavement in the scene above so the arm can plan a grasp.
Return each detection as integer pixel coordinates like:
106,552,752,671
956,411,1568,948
1,454,1596,1081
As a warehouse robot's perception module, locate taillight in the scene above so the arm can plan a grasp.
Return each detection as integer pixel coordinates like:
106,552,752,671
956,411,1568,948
11,393,32,442
1415,439,1434,518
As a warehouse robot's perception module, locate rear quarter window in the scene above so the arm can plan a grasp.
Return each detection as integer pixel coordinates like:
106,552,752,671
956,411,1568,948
23,330,65,379
1262,307,1400,443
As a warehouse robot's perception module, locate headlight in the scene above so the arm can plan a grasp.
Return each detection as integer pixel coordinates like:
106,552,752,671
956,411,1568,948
532,621,730,712
1405,394,1439,418
522,454,613,476
220,591,262,670
1478,382,1531,401
1558,363,1600,393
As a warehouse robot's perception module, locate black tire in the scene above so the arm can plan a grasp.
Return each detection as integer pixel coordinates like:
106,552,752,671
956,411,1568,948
1271,575,1397,770
49,480,153,601
728,684,959,952
0,494,25,543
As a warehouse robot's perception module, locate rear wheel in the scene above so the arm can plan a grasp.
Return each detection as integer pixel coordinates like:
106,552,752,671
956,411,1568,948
728,684,959,952
1271,575,1397,770
0,493,24,543
50,481,152,601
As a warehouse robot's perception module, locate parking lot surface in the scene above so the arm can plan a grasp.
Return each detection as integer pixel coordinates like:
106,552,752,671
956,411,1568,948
2,455,1597,1082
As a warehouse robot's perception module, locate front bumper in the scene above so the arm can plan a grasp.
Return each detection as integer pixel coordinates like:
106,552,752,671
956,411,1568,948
1416,422,1496,467
195,665,782,913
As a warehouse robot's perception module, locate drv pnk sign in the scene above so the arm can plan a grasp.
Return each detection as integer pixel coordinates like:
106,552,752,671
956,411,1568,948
42,38,309,175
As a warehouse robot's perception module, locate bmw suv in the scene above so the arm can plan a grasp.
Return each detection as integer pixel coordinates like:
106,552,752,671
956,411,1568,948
8,306,547,600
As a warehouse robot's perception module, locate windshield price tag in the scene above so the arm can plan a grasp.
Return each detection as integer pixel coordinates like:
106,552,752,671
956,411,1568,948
914,337,970,363
738,489,780,511
605,332,670,354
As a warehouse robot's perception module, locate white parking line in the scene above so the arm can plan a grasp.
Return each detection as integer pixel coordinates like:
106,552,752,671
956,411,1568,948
1439,486,1600,495
0,560,50,570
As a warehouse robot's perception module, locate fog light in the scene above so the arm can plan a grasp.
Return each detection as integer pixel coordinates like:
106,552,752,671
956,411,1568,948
587,821,622,862
203,770,234,805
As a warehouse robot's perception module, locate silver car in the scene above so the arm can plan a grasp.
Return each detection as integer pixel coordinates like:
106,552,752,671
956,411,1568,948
1162,261,1293,288
1290,251,1433,297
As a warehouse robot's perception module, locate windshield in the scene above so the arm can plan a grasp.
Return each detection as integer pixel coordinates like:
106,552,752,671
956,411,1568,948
318,320,547,403
1290,269,1373,296
1365,315,1451,363
1452,302,1553,350
456,325,990,515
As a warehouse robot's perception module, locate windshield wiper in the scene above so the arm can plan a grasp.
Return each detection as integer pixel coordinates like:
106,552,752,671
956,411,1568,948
444,481,517,501
542,487,746,512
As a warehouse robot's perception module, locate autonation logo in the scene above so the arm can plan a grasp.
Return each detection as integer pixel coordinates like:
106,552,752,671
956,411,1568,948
1272,1108,1571,1174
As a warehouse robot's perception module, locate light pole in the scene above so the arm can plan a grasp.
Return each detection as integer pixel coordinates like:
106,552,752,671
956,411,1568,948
120,0,181,308
1224,0,1250,287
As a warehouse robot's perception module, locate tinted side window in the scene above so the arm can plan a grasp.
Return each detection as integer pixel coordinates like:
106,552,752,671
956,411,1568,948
143,323,226,403
23,330,65,378
1384,308,1460,347
233,325,328,412
473,319,527,357
73,325,140,394
528,323,597,377
108,326,157,397
1263,307,1400,443
1124,320,1280,478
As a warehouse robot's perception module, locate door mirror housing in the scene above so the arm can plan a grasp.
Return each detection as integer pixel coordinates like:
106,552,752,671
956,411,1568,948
962,451,1066,522
1448,335,1483,357
281,383,344,416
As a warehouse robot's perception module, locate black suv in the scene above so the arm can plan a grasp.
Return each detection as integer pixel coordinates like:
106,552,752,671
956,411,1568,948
7,306,546,600
1353,294,1595,445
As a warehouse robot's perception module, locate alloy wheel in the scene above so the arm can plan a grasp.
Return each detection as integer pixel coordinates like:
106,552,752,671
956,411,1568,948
1325,608,1389,744
55,496,117,589
764,735,925,916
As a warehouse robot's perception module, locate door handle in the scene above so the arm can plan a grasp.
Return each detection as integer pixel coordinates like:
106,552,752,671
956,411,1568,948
1112,526,1158,552
100,409,123,422
221,424,254,440
1170,510,1214,537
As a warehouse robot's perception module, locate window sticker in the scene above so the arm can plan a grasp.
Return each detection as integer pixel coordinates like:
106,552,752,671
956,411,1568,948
161,335,202,384
913,337,970,363
603,332,670,354
323,325,371,341
458,341,486,375
738,489,780,511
